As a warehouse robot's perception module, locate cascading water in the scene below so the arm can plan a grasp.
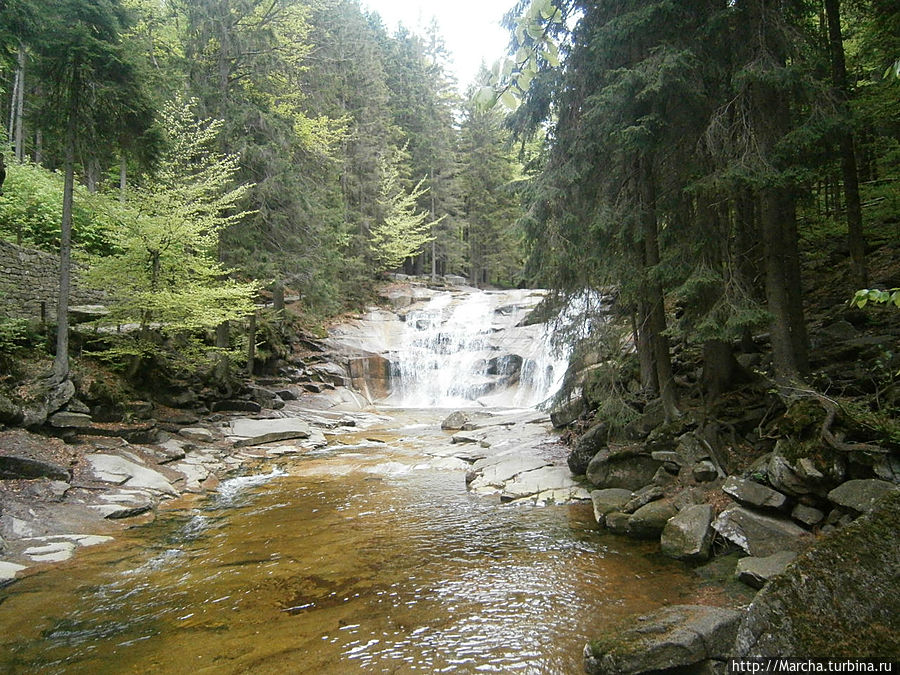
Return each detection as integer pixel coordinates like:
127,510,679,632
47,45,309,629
383,288,570,408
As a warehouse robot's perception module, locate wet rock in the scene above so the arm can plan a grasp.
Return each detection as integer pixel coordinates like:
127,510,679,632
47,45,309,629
23,539,77,563
468,455,550,492
91,490,155,519
441,410,492,431
583,605,743,674
735,492,900,657
735,551,797,590
827,479,899,515
229,418,311,447
605,511,631,534
628,500,677,539
586,446,661,491
0,560,26,587
500,466,584,501
723,476,789,511
591,489,633,526
791,503,825,528
661,504,714,561
0,455,70,481
86,454,177,495
713,505,812,557
568,422,609,475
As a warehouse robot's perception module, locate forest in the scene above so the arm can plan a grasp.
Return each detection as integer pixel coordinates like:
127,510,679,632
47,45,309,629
0,0,898,412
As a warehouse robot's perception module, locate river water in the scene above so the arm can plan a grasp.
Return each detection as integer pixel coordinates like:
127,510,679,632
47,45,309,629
0,409,724,675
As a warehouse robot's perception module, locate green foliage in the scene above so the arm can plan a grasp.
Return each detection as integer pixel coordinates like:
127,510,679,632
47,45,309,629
369,149,438,272
85,99,258,335
0,161,119,254
852,288,900,309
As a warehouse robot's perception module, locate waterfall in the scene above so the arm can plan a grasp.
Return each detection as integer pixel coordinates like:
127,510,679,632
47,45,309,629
383,289,569,409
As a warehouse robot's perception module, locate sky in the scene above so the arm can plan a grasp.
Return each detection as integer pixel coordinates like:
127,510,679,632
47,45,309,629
361,0,514,91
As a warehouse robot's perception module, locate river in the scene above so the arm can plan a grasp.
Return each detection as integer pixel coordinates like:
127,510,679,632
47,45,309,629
0,408,725,674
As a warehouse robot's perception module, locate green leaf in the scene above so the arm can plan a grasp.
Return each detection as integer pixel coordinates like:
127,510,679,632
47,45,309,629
500,88,520,110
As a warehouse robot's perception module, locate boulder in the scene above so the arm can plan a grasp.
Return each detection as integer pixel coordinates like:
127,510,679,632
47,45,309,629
628,500,678,539
47,411,92,428
584,605,743,674
723,476,789,511
827,479,899,515
568,422,610,475
790,503,825,528
692,460,719,482
550,396,586,429
441,410,491,431
591,489,633,526
179,427,214,443
605,511,631,535
735,551,797,590
622,485,665,514
713,505,812,557
586,446,661,491
0,393,24,425
734,491,900,657
661,504,714,561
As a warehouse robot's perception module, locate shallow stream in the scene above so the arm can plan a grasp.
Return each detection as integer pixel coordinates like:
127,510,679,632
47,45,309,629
0,410,721,674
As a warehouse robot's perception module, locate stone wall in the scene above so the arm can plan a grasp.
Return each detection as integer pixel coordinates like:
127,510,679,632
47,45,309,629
0,240,105,322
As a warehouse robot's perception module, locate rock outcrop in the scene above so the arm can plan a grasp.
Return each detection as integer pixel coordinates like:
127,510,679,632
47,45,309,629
734,491,900,657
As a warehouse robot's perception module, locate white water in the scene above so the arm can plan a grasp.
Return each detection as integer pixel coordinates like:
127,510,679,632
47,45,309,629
386,289,569,408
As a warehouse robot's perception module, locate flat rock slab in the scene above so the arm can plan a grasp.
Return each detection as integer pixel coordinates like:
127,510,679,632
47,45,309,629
91,490,155,519
0,560,27,586
23,540,77,563
723,476,789,511
468,456,551,491
179,427,214,443
500,466,583,500
713,505,811,557
735,551,798,589
827,479,899,514
584,604,744,674
229,418,311,447
86,454,177,495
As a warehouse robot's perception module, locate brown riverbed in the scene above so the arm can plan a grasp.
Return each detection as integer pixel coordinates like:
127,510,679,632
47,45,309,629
0,409,735,674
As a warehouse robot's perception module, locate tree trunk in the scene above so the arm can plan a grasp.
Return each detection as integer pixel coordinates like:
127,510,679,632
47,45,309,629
13,44,25,162
246,312,257,377
760,186,807,381
633,307,657,393
53,128,76,382
824,0,867,288
638,157,678,420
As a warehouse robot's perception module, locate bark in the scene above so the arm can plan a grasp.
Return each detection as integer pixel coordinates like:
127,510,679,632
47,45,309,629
53,127,76,382
824,0,867,288
761,186,807,381
638,157,679,420
633,306,657,393
14,45,25,162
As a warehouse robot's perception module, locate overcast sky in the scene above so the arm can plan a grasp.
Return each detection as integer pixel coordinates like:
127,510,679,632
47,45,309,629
361,0,514,90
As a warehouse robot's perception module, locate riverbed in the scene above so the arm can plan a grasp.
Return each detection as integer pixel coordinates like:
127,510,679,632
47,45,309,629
0,409,724,674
